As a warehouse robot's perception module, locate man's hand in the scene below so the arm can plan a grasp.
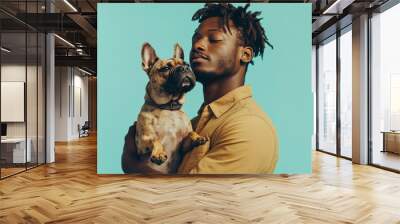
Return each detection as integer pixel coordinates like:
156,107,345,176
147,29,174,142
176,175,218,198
121,122,162,174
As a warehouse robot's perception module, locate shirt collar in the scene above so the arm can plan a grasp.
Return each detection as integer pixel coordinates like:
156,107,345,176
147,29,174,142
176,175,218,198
198,85,252,118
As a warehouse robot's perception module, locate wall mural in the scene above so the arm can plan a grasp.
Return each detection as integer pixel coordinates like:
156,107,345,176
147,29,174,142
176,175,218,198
98,3,312,174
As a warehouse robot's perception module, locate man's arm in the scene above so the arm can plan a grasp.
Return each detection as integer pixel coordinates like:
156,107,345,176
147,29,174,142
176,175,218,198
121,123,162,174
188,116,278,174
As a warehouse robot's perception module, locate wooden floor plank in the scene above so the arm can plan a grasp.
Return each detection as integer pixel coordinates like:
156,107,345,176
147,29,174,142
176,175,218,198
1,134,400,223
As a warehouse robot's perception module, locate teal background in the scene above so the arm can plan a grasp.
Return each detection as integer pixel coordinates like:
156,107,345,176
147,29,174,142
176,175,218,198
98,3,312,174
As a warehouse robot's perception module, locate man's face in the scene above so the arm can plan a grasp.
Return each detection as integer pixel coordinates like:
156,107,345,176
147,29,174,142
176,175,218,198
190,17,243,83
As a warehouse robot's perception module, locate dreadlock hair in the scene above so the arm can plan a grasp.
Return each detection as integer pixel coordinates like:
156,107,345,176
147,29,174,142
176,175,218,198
192,3,273,65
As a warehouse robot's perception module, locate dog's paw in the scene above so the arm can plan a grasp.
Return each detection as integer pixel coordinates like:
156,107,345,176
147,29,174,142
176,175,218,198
150,152,168,165
192,135,209,147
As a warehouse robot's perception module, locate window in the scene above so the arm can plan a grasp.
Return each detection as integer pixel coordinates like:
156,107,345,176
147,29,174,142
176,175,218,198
371,2,400,171
317,35,337,154
339,28,352,158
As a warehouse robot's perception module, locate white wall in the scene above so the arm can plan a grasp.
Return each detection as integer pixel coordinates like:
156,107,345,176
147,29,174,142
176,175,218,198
72,73,89,138
55,66,69,141
55,67,89,141
1,65,42,137
1,65,28,141
1,63,46,163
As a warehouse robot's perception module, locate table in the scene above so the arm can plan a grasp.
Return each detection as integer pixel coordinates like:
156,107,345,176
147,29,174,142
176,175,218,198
1,138,32,163
381,131,400,154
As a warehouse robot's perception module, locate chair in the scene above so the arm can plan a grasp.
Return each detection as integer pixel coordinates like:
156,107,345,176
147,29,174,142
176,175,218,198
78,121,90,138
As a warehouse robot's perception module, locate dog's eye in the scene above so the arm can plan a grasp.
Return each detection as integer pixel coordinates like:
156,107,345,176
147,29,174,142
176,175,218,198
159,67,170,72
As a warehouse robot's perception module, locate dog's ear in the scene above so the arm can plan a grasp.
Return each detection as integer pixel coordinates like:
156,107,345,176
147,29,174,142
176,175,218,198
141,43,159,74
173,43,184,60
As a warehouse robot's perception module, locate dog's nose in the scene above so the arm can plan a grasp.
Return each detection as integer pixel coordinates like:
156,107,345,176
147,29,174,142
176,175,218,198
164,65,195,94
181,76,192,90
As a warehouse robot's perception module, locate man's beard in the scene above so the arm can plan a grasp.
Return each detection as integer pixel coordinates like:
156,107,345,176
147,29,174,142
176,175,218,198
191,56,237,84
193,62,233,84
194,71,232,85
195,72,216,84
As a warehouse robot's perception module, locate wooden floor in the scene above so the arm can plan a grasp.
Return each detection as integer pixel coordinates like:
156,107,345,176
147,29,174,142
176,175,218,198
1,134,400,223
373,150,400,171
1,163,44,178
0,167,26,178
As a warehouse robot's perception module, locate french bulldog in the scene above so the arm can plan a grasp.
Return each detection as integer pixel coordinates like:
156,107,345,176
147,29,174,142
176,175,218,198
133,42,208,174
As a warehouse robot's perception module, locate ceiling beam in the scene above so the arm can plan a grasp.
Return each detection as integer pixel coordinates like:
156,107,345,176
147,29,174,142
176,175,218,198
55,55,96,71
323,0,356,14
67,13,97,46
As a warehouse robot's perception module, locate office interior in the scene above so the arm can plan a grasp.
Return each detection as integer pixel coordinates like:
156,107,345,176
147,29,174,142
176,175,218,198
314,0,400,172
1,0,97,179
0,0,399,222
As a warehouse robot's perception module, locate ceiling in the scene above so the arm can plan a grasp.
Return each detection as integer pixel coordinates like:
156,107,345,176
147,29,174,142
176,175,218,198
0,0,392,75
311,0,391,44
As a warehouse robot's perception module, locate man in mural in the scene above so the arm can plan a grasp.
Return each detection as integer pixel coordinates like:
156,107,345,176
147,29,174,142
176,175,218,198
122,3,278,174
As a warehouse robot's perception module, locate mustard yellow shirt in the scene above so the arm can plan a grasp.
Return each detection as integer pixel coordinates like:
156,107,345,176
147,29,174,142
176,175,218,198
178,85,279,174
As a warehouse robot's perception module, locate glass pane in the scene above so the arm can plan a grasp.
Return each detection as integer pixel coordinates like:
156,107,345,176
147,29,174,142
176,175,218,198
27,31,38,169
312,46,317,150
340,29,352,158
25,0,38,169
1,31,27,177
38,32,45,165
371,4,400,171
0,1,46,179
318,36,337,154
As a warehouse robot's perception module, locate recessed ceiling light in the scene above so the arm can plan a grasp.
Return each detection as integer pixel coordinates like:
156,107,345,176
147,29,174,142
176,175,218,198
1,47,11,53
78,67,93,76
63,0,78,12
322,0,354,15
54,34,75,48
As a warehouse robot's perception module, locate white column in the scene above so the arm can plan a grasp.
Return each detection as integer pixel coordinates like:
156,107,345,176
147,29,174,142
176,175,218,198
352,14,369,164
46,33,55,163
46,1,55,163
